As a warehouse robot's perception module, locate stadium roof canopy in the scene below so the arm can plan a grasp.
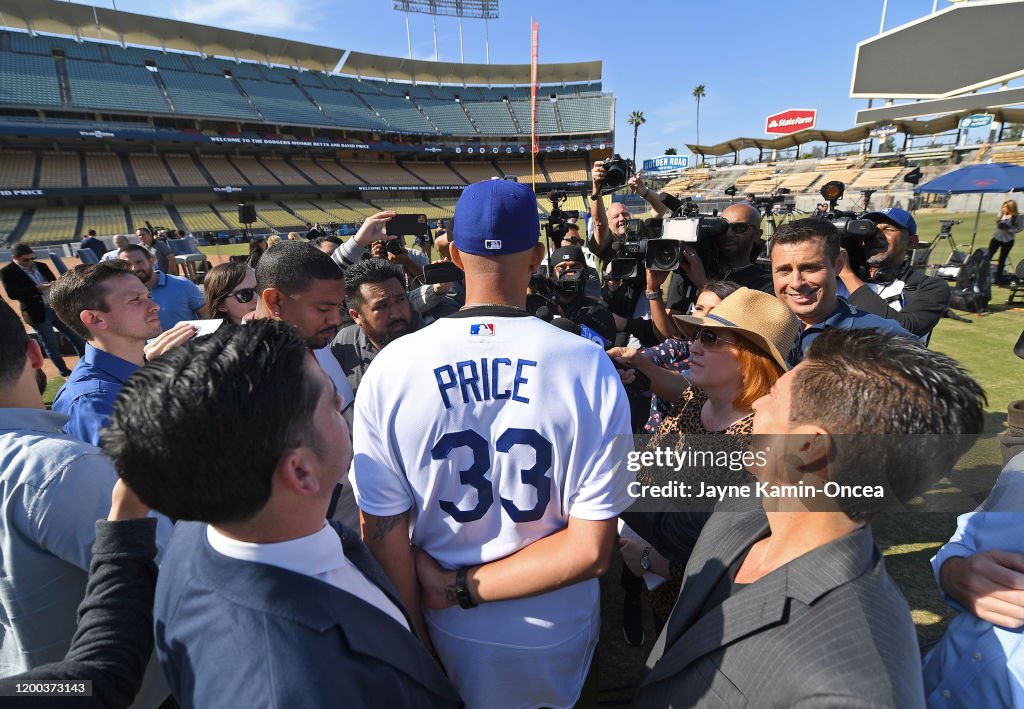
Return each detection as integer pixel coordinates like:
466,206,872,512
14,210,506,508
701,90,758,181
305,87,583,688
0,0,345,70
686,107,1024,156
341,52,601,86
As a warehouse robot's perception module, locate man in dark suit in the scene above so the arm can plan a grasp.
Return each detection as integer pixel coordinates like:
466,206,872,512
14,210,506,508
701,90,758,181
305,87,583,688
623,328,985,708
102,320,461,709
2,244,85,376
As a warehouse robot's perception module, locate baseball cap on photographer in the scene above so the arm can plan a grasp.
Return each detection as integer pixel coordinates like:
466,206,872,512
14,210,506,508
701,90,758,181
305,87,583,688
549,245,586,266
453,180,540,256
861,207,917,235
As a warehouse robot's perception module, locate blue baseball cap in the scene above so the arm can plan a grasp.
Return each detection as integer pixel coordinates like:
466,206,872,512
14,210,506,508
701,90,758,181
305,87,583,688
453,180,540,256
861,207,917,235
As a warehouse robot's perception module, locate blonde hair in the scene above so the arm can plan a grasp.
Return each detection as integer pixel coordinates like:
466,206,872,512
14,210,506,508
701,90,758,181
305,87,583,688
266,235,281,248
1002,200,1018,216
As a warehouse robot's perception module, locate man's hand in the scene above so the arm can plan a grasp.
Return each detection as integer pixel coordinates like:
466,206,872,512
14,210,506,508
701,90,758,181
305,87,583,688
679,246,709,288
837,246,866,292
108,479,150,521
646,269,669,292
628,174,648,197
355,211,398,247
432,282,451,295
940,551,1024,628
143,322,196,361
414,548,459,610
591,161,606,195
608,346,653,374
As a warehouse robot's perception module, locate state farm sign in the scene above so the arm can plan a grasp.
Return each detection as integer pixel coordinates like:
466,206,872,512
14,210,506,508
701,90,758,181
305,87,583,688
765,108,817,135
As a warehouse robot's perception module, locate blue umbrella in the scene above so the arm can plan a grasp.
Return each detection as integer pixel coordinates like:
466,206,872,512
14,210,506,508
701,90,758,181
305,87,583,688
916,163,1024,248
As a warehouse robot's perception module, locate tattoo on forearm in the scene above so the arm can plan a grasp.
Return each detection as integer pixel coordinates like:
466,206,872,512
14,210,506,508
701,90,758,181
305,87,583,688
372,514,403,540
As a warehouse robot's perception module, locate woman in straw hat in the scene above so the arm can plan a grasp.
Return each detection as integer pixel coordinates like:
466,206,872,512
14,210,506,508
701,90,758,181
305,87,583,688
612,287,799,630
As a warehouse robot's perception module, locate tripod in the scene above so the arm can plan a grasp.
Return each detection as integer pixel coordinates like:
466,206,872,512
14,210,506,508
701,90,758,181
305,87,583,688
923,221,965,271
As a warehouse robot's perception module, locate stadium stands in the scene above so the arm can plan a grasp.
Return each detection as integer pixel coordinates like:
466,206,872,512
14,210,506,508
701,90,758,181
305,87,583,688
290,157,345,185
309,200,369,224
992,147,1024,166
777,172,821,192
81,205,128,236
165,155,210,186
496,160,544,184
362,93,436,133
402,162,466,185
176,204,231,232
280,201,339,225
311,158,357,185
418,99,477,134
125,204,175,232
851,166,904,189
0,52,62,106
463,101,519,134
38,153,82,188
84,154,128,187
236,79,326,125
22,206,79,244
339,162,410,185
0,152,36,189
545,159,588,182
250,201,302,229
259,157,311,185
65,60,168,113
130,155,175,187
231,156,283,186
450,161,501,182
0,208,23,243
558,96,613,133
161,70,259,120
200,156,248,185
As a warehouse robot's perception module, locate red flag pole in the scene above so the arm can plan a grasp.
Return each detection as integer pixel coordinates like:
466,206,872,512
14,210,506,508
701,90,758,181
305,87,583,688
530,18,539,190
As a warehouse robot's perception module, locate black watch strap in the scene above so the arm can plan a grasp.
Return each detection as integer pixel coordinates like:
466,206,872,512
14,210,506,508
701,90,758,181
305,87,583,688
455,567,477,609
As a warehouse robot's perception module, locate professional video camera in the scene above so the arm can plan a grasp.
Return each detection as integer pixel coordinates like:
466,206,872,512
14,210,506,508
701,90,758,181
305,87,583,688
544,191,581,244
597,154,635,193
608,200,729,280
815,180,878,274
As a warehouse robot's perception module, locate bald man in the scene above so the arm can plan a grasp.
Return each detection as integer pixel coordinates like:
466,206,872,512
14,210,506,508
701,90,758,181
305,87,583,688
588,161,633,272
663,201,774,314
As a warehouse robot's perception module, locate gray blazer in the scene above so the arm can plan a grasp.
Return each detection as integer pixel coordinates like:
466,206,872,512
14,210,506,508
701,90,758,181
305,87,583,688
624,501,926,708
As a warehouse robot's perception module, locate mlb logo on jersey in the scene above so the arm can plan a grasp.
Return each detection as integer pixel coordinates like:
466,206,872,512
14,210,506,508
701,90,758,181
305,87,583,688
470,323,495,336
485,239,502,250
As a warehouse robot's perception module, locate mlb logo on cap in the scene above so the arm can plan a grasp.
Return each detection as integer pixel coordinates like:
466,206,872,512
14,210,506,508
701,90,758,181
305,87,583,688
485,240,502,250
470,323,495,336
453,180,540,256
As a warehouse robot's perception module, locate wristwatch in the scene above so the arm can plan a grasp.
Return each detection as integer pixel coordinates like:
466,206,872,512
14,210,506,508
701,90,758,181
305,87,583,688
645,290,663,301
454,567,477,609
590,192,601,201
640,546,652,572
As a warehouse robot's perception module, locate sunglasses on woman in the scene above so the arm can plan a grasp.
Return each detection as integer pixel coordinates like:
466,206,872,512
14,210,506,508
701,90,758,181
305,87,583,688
230,288,258,304
690,328,740,349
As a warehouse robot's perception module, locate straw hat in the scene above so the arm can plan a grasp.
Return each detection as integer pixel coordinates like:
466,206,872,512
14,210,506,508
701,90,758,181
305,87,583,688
672,287,800,371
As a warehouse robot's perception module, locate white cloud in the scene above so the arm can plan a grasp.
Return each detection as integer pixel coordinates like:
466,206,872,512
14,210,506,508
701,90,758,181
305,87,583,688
169,0,324,35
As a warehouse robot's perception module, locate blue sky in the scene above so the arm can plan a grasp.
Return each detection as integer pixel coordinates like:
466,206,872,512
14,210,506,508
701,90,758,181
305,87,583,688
73,0,951,159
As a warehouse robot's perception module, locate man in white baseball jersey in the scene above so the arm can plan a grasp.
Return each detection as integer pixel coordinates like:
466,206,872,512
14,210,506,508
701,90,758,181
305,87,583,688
352,179,634,709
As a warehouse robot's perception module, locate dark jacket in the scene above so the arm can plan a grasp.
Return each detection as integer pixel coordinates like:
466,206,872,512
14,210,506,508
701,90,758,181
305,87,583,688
847,262,950,339
8,519,158,708
155,520,462,708
1,261,56,324
623,498,926,708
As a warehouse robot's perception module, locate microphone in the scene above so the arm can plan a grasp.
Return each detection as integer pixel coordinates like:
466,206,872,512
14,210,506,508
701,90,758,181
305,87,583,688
576,307,617,349
550,317,582,336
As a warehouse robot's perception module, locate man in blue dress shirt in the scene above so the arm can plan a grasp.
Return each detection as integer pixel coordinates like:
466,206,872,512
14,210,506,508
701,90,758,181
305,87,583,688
769,218,915,366
118,244,203,331
49,261,164,447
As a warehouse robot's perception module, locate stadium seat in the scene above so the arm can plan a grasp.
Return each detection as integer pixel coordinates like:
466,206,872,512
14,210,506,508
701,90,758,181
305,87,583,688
22,206,80,244
165,155,211,186
0,208,25,243
402,162,466,186
200,156,248,186
39,153,82,188
289,158,345,185
177,204,231,232
237,79,328,125
85,154,128,187
65,60,169,114
340,161,414,186
259,157,312,186
82,205,128,236
450,162,501,182
126,205,176,233
0,152,37,189
0,53,62,107
231,156,283,186
161,70,259,120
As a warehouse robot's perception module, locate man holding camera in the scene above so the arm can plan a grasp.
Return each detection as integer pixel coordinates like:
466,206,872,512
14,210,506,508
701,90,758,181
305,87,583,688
837,207,950,341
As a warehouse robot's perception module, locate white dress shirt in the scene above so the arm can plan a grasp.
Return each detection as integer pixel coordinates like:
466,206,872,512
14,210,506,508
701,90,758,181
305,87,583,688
206,523,409,631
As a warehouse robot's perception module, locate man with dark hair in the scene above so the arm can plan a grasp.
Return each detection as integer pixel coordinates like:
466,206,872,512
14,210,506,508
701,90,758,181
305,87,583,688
2,244,86,377
354,180,633,708
50,261,189,447
330,258,417,410
102,321,459,708
837,207,950,341
317,235,343,256
770,218,911,365
625,328,986,707
119,244,203,330
135,227,178,276
79,230,106,262
0,300,130,674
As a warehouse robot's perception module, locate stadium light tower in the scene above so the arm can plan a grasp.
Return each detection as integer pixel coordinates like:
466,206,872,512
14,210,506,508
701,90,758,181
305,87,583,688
393,0,499,64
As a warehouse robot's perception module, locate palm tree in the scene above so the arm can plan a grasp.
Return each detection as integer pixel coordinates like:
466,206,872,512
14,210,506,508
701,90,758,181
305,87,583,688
692,85,706,145
665,147,677,155
627,110,646,167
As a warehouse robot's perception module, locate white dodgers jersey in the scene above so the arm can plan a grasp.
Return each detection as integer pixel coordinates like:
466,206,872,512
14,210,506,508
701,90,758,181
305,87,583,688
351,309,634,709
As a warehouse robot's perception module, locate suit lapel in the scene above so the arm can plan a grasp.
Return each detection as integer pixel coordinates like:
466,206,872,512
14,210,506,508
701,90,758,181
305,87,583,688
650,509,769,668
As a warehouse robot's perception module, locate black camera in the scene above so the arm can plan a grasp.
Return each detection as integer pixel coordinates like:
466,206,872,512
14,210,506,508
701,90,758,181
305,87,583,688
598,154,634,192
816,180,878,273
544,191,581,244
